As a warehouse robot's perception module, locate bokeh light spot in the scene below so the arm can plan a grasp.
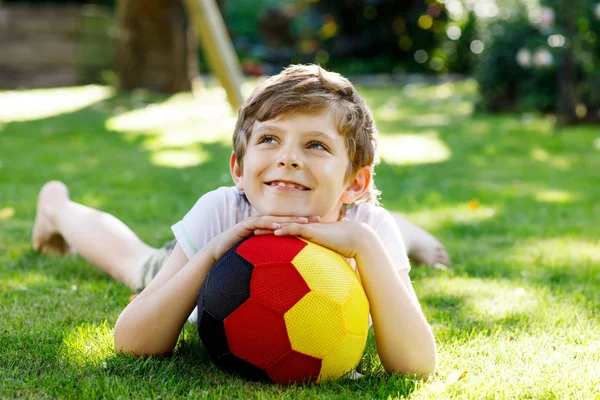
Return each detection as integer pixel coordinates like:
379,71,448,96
379,132,451,165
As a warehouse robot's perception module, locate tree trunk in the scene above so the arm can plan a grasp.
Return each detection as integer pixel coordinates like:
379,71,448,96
116,0,197,93
555,0,579,124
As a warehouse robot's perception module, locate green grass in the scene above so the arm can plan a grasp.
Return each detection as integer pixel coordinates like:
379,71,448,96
1,79,599,399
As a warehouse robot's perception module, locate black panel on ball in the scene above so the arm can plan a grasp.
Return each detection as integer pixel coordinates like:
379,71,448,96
216,353,272,382
197,310,231,360
197,241,253,321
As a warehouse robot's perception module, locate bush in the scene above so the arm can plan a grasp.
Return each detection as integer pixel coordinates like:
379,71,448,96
295,0,479,75
222,0,482,76
476,0,600,121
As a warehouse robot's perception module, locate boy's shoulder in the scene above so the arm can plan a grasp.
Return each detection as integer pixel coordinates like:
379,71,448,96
197,186,252,218
204,185,242,200
345,202,392,227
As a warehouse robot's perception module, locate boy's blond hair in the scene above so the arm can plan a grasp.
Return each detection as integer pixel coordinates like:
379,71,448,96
232,64,380,205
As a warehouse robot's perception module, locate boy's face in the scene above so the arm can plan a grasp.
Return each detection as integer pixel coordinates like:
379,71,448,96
231,110,368,222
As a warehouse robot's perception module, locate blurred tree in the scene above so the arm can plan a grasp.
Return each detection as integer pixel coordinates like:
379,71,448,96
115,0,197,93
547,0,600,123
297,0,454,74
477,0,599,123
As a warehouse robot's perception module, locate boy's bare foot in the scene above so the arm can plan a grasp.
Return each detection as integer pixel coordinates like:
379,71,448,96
390,212,451,267
32,180,71,255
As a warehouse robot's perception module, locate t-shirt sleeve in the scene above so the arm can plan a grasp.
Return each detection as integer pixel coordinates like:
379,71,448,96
370,207,411,273
171,187,234,260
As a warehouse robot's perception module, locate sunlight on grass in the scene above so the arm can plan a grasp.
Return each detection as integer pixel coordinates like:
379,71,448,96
417,333,600,399
106,89,234,168
373,98,409,121
422,277,543,323
0,207,15,220
530,147,571,170
151,149,209,168
403,80,478,101
5,272,54,291
60,322,114,367
379,132,451,165
535,189,577,204
105,90,235,141
506,237,600,267
403,203,497,230
0,86,112,122
406,114,451,127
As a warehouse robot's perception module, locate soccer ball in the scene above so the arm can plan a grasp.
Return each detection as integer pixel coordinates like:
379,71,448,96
197,235,370,384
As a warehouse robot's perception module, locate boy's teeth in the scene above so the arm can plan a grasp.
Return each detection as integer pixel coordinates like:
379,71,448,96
273,181,304,189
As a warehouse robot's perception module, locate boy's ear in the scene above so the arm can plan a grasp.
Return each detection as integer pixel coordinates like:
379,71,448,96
229,151,244,190
341,167,371,204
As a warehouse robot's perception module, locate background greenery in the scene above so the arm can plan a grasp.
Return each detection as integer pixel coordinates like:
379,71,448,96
1,79,598,398
4,0,599,116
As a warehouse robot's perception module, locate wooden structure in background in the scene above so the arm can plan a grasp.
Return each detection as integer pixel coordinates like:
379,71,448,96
115,0,197,93
0,1,244,109
0,5,114,89
185,0,244,109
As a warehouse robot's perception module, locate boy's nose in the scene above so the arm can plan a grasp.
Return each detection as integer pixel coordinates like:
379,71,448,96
277,151,303,169
278,160,300,169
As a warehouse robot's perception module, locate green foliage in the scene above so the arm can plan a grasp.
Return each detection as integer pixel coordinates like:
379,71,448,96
476,0,600,116
476,14,556,112
219,0,481,75
221,0,295,42
289,0,479,75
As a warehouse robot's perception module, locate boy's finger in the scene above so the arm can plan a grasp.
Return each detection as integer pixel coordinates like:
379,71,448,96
254,229,274,235
268,216,309,224
274,223,308,236
246,218,280,230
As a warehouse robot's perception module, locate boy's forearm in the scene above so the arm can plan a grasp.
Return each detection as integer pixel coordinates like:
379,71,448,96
354,225,436,378
114,244,216,356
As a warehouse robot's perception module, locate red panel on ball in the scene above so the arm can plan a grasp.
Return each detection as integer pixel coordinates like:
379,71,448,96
266,350,322,384
224,297,291,370
237,235,307,265
250,262,310,314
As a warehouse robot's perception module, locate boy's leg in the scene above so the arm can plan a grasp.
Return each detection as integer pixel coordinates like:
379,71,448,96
389,211,451,267
32,181,158,290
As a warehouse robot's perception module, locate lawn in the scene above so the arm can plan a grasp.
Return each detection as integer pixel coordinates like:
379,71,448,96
1,79,598,399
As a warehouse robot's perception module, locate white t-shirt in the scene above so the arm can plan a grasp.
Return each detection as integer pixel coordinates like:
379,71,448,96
172,186,410,323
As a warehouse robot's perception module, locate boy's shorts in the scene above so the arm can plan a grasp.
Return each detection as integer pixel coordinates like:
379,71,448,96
135,239,177,293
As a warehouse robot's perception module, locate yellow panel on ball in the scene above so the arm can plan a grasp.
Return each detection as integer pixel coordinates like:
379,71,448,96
292,240,357,303
284,291,347,358
341,283,370,336
319,333,368,382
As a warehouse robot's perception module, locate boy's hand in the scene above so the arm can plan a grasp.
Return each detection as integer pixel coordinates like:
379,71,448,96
208,216,318,263
273,220,373,259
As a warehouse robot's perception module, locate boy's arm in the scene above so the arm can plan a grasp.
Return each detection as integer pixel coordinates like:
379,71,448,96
354,227,436,377
113,243,213,356
273,221,436,378
114,216,312,356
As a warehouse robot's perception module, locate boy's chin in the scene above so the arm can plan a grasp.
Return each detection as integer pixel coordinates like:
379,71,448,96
262,210,309,218
256,205,312,218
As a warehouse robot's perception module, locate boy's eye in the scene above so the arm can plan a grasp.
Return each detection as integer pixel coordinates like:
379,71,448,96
307,141,327,151
257,135,276,144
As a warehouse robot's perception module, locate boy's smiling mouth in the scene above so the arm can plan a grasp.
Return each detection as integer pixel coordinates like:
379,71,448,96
265,180,310,191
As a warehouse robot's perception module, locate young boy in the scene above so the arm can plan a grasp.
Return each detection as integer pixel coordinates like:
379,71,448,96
32,65,438,377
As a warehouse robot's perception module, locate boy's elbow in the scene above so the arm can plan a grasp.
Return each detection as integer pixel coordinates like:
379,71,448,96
113,320,174,358
113,323,138,356
113,318,148,357
384,349,436,379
